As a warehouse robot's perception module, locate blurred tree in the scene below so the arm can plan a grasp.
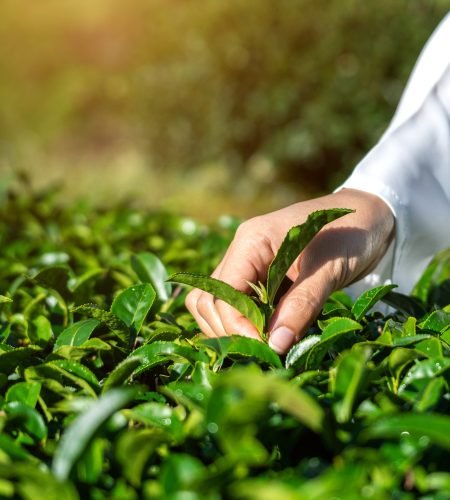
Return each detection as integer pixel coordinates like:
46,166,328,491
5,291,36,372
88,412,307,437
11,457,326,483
0,0,448,197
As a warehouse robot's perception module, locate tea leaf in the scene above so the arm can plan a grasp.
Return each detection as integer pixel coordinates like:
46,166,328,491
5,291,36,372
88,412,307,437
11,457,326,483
363,413,450,452
285,335,321,370
54,319,100,350
168,272,265,333
111,284,156,336
5,381,41,408
102,356,143,393
200,336,282,368
4,401,48,442
351,284,397,321
131,252,171,302
52,387,139,480
266,209,353,305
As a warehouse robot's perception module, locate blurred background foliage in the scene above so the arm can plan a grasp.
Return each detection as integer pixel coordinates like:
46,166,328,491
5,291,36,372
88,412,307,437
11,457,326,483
0,0,448,219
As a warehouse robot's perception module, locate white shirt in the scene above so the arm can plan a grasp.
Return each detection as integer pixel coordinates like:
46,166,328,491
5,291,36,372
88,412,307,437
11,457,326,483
340,12,450,295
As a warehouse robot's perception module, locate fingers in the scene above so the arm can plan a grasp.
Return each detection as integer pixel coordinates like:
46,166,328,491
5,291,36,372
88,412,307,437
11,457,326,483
185,221,275,339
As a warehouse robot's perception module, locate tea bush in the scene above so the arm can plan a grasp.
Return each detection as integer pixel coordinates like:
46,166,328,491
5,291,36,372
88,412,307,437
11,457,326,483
0,182,449,499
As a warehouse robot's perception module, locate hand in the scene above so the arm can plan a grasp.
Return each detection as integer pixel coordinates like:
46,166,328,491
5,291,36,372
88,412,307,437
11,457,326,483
186,188,395,354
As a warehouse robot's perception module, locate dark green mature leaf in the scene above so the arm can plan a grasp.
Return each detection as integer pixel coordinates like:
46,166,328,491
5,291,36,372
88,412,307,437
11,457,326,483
25,362,99,398
48,360,100,392
131,252,171,301
266,208,353,305
381,290,427,317
54,319,100,350
0,346,41,375
0,435,32,462
200,336,282,368
363,413,450,452
132,341,209,376
52,387,139,480
169,273,265,333
4,401,48,441
351,284,397,321
102,356,143,393
304,318,362,370
111,283,156,335
212,366,324,433
30,266,72,300
72,304,128,333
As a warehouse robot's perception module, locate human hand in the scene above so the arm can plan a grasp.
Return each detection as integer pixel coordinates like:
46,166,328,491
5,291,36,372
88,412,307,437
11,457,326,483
186,188,395,354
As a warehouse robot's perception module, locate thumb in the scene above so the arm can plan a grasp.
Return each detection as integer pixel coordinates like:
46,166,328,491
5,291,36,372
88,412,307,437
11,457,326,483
268,269,335,355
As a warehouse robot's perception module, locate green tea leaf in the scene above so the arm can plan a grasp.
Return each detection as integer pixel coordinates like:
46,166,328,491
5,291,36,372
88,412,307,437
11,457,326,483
321,317,363,341
285,335,321,370
54,319,100,350
212,366,324,433
0,434,32,461
102,355,143,393
123,402,184,440
200,336,282,368
52,387,138,480
5,381,41,408
0,346,41,375
305,318,362,370
414,377,445,412
266,208,353,305
169,272,265,333
351,284,397,321
115,429,162,487
131,252,171,301
362,413,450,452
4,401,48,441
48,360,100,392
30,266,72,300
72,304,128,333
51,338,111,361
419,309,450,332
333,346,371,423
111,284,156,335
132,341,209,376
29,315,53,346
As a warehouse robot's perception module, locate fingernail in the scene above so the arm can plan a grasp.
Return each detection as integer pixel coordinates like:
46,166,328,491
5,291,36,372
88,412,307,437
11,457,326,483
269,327,296,354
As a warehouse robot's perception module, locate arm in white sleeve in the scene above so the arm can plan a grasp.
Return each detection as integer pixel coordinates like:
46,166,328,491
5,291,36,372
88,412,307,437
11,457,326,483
340,13,450,294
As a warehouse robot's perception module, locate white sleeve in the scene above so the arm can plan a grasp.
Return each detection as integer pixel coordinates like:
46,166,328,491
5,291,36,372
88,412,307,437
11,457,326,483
339,13,450,295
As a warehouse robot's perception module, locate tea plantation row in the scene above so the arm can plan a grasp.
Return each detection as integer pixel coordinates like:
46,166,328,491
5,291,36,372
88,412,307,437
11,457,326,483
0,184,449,499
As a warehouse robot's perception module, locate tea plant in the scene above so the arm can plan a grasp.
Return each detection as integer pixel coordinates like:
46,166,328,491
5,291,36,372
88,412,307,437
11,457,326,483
0,182,449,499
